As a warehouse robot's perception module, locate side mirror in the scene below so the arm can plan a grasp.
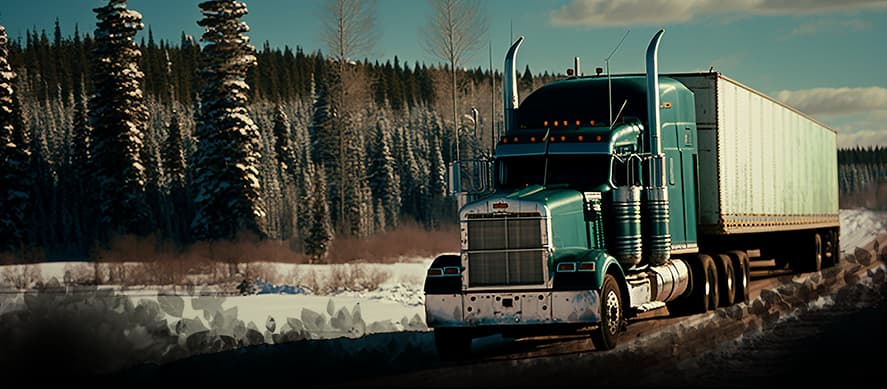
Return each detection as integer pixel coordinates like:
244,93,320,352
447,160,492,196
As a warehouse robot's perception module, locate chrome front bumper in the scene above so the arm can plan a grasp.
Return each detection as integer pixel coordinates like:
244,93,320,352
426,290,601,328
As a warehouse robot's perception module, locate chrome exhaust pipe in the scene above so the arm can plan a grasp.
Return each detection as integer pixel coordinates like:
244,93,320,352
643,29,671,265
503,36,524,133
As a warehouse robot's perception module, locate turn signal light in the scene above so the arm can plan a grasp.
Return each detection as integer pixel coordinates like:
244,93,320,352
557,262,576,272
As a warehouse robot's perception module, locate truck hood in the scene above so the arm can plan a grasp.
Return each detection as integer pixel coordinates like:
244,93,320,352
459,185,585,220
460,185,592,257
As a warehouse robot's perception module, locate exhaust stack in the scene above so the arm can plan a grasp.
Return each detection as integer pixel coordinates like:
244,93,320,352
643,29,671,265
503,36,524,133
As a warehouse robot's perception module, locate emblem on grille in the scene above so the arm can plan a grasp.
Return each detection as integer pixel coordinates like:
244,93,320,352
492,202,508,210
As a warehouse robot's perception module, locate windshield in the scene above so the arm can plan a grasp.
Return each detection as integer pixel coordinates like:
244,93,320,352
495,155,611,191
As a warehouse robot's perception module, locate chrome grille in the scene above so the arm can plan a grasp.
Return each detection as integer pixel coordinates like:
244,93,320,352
467,213,543,250
466,213,545,287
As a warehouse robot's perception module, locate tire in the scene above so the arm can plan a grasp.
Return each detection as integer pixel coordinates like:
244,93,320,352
689,254,718,313
714,254,735,307
434,328,472,360
727,250,750,304
591,274,623,351
822,229,839,268
807,233,823,273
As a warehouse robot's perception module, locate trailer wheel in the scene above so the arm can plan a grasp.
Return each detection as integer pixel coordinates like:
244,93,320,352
715,254,735,307
591,274,623,351
822,229,839,268
689,254,718,313
434,328,472,360
801,233,823,273
727,250,750,303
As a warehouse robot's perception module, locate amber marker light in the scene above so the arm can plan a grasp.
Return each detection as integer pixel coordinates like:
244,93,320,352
530,136,536,142
427,268,443,276
553,121,559,127
513,137,519,143
595,135,603,142
575,120,581,126
502,137,508,143
560,135,566,142
578,135,584,141
543,120,549,126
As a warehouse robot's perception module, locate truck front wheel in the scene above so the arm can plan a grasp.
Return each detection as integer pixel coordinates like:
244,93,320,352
591,274,623,351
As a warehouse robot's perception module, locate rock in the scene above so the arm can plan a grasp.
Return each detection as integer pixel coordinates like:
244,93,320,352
265,316,276,333
158,295,184,318
242,328,264,346
854,247,873,265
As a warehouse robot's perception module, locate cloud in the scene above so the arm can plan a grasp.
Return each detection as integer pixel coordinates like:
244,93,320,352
775,88,887,147
549,0,887,27
790,19,871,36
834,110,887,147
837,128,887,148
775,87,887,116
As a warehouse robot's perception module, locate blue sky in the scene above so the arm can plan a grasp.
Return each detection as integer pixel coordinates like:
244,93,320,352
1,0,885,147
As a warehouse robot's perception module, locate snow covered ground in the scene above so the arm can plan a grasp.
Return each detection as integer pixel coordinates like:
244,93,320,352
0,209,884,377
840,208,886,255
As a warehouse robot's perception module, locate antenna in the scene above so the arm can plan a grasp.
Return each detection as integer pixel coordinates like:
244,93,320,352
605,29,630,127
489,39,495,157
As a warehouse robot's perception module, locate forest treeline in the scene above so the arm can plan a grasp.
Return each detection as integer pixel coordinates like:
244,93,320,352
0,1,882,263
0,2,553,262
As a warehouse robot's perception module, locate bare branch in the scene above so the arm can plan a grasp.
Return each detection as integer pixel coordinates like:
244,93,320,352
322,0,378,63
421,0,488,70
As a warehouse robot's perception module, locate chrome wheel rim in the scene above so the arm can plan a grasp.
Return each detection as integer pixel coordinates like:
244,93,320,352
605,290,620,335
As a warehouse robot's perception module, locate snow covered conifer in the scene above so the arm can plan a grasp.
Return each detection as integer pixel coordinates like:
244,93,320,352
191,0,268,241
367,115,401,231
0,25,33,251
304,164,333,264
272,104,297,185
88,0,152,240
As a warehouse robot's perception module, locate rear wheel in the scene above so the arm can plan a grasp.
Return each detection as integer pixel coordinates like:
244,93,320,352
727,250,750,303
689,254,718,313
591,274,623,351
823,229,839,268
434,328,472,360
806,233,823,273
714,254,735,307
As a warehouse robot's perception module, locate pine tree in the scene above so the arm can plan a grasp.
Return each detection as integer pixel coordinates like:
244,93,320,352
304,163,333,264
70,76,94,251
367,114,401,231
308,66,343,230
88,0,153,241
272,104,298,240
0,25,33,252
341,120,373,238
426,133,448,229
191,0,267,241
273,104,298,184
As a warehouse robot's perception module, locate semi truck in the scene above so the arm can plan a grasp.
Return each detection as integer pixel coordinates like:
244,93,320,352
423,29,840,357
